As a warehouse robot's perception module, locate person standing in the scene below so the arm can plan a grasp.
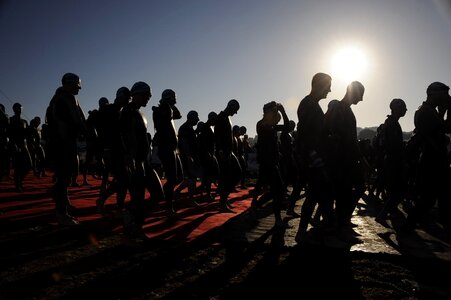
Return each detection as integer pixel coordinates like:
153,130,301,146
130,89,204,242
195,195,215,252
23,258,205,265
46,73,87,226
255,101,289,227
215,99,240,212
174,110,201,204
403,82,451,234
8,102,32,192
323,81,366,240
120,81,152,238
294,73,335,242
27,116,46,178
96,87,131,213
376,98,408,220
197,112,219,202
152,89,183,217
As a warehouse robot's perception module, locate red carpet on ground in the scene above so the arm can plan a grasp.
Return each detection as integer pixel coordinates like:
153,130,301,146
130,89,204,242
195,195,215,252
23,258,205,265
0,173,253,242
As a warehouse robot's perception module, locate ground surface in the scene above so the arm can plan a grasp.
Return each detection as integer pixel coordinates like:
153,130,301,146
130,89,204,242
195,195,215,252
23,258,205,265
0,174,450,299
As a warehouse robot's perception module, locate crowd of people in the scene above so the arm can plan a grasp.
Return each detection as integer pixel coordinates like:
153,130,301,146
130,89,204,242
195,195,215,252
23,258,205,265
0,72,450,242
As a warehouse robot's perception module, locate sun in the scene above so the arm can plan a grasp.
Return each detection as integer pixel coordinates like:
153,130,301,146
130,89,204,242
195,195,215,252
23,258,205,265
331,46,368,83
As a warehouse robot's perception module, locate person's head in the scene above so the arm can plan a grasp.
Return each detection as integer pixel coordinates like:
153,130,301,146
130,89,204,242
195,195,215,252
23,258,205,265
12,102,22,115
186,110,200,126
0,103,5,113
311,72,332,100
344,81,365,105
239,126,247,135
207,111,217,125
115,86,131,107
389,98,407,118
233,125,240,136
130,81,152,108
196,121,205,133
161,89,176,106
61,73,81,95
98,97,109,108
263,101,280,125
30,116,41,128
225,99,240,116
426,81,450,108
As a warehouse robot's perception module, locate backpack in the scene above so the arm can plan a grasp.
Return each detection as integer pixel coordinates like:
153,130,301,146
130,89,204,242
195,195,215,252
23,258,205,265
405,132,423,164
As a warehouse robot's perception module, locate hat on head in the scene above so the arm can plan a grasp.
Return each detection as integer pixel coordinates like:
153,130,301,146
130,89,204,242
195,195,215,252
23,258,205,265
227,99,239,108
389,98,406,110
98,97,109,106
161,89,176,100
131,81,151,95
207,111,217,120
263,101,278,113
427,82,449,95
61,73,81,86
116,86,130,98
187,110,199,120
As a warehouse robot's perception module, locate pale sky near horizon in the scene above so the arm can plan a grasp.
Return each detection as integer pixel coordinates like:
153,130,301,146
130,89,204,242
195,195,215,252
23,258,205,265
1,0,451,137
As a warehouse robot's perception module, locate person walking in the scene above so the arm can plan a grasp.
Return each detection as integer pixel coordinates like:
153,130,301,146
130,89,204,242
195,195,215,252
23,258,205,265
46,73,87,226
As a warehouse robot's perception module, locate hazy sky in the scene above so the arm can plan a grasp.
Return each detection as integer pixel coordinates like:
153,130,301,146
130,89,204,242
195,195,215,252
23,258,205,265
1,0,451,137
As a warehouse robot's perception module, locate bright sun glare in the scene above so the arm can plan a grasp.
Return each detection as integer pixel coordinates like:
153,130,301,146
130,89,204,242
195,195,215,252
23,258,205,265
331,46,368,83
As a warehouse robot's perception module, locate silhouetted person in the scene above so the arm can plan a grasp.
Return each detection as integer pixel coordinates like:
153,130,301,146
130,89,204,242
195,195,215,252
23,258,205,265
294,73,335,243
281,119,301,217
8,102,32,192
175,110,201,204
254,101,288,227
81,98,106,186
96,87,131,213
403,82,451,234
46,73,87,226
233,125,247,189
152,89,183,217
323,81,366,241
27,116,46,178
215,99,240,212
198,112,219,202
0,104,9,182
120,81,152,238
370,123,387,200
376,98,408,220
